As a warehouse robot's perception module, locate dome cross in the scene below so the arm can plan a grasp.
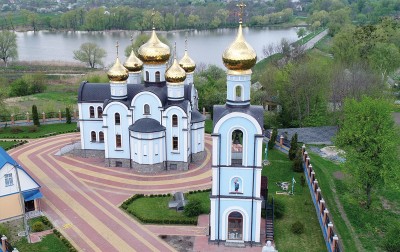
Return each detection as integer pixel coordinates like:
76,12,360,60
237,2,246,23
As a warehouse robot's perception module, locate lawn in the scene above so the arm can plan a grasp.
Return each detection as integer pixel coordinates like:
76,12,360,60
0,123,77,139
0,140,22,150
308,152,400,251
205,119,213,134
124,191,210,225
262,149,326,252
13,234,69,252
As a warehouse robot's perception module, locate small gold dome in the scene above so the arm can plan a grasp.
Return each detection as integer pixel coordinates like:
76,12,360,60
166,58,186,84
138,29,170,64
124,50,143,72
179,50,196,73
107,57,129,82
222,23,257,71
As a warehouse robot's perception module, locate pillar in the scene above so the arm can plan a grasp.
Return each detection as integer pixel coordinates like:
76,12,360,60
26,112,30,123
303,151,308,162
301,144,306,155
319,199,325,213
280,135,284,147
42,112,46,123
202,107,206,116
73,109,77,120
58,110,62,121
327,222,333,240
1,235,7,252
11,114,14,125
332,235,339,251
308,164,313,177
316,188,321,201
311,171,315,182
323,209,329,225
313,179,318,191
306,157,310,167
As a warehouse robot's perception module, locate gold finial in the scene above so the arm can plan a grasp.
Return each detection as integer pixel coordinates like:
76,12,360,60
174,41,177,59
237,2,246,23
130,35,134,46
151,8,156,29
185,33,188,51
116,41,119,58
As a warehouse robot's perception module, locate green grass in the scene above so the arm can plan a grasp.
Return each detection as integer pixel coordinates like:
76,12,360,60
125,192,210,225
0,140,20,149
309,152,400,251
392,104,400,113
205,119,213,134
28,216,53,231
13,234,69,252
262,149,326,252
314,35,333,54
0,123,77,139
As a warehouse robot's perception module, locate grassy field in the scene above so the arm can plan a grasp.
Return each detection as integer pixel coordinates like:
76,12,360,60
262,149,326,252
0,123,77,139
125,191,210,225
13,234,69,252
0,140,21,149
308,152,400,251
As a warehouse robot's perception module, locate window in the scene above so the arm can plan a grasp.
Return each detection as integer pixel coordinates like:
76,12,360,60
99,131,104,142
228,212,243,240
155,71,160,82
89,106,95,118
145,71,149,81
231,130,243,165
91,131,96,142
235,86,242,101
116,134,122,148
172,114,178,127
144,104,150,115
115,161,122,167
5,173,13,187
97,106,103,118
115,113,120,125
173,137,178,150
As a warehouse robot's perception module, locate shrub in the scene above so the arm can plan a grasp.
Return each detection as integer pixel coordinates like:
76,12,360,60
183,198,203,217
288,133,298,160
383,225,400,252
291,221,305,234
32,105,40,126
66,107,71,124
0,223,10,238
268,128,278,150
10,126,23,133
292,149,303,172
300,175,306,187
274,198,285,219
28,125,38,133
32,221,46,232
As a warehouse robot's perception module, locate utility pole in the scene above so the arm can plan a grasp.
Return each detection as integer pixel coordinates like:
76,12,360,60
14,164,30,243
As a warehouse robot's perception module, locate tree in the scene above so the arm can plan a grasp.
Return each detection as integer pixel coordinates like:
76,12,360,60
288,133,298,160
335,97,400,208
268,128,278,150
0,30,18,67
296,28,306,43
32,105,40,126
73,42,107,68
66,107,71,124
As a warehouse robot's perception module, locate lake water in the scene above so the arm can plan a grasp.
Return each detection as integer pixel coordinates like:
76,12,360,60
15,27,298,68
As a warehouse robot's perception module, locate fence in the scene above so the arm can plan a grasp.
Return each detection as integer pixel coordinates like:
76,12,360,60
0,109,79,127
266,131,344,252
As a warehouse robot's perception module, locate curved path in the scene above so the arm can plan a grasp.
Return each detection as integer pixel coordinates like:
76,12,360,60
8,133,212,252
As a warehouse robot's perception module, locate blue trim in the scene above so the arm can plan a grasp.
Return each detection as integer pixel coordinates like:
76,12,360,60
23,189,43,201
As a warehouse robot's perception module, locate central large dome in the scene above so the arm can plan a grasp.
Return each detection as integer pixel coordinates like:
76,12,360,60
222,23,257,71
138,29,170,65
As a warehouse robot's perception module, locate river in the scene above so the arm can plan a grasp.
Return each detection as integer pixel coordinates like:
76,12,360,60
15,27,298,68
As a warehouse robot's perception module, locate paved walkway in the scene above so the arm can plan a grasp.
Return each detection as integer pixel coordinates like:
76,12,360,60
304,29,329,50
9,133,213,251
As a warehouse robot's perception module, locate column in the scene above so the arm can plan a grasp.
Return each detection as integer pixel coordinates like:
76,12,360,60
42,112,46,123
26,112,30,123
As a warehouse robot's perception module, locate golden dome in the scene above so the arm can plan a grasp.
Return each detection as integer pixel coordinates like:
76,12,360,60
222,23,257,71
179,50,196,73
107,57,129,82
138,29,170,64
166,58,186,84
124,50,143,72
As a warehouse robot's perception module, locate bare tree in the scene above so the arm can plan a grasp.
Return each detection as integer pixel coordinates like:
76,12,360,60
73,42,107,68
0,30,18,67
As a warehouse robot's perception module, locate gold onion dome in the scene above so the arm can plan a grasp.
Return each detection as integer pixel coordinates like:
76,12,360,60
222,23,257,71
179,50,196,73
138,29,170,64
107,57,129,82
166,58,186,84
124,50,143,72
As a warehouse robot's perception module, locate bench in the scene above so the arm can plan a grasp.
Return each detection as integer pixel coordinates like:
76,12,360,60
168,192,187,211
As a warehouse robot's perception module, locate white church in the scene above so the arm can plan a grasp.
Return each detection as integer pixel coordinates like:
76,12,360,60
77,28,205,172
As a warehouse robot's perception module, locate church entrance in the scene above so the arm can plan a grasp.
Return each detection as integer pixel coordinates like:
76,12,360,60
227,211,243,241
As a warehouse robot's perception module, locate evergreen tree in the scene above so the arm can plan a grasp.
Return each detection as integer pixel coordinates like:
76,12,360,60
268,128,278,150
32,105,40,126
66,107,71,124
288,133,298,160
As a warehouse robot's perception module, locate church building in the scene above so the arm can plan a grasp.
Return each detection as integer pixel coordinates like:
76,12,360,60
210,4,264,246
77,27,205,172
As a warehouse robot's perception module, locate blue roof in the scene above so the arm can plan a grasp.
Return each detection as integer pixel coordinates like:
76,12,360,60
0,147,18,168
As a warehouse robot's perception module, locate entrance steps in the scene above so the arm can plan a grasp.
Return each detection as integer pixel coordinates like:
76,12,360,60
225,241,246,248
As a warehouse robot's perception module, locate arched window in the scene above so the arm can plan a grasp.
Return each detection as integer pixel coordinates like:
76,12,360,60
231,129,243,166
97,106,103,118
91,131,96,142
115,113,120,125
116,134,122,148
145,71,149,81
89,106,95,118
172,114,178,127
235,86,242,101
227,212,243,240
144,104,150,115
99,131,104,142
155,71,160,82
173,137,178,150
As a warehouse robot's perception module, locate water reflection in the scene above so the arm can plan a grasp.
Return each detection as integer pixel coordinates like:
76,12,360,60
16,27,297,68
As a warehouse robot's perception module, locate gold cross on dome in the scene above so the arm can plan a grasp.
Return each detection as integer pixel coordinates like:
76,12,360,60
116,41,119,57
151,8,156,29
237,2,246,23
174,41,177,59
